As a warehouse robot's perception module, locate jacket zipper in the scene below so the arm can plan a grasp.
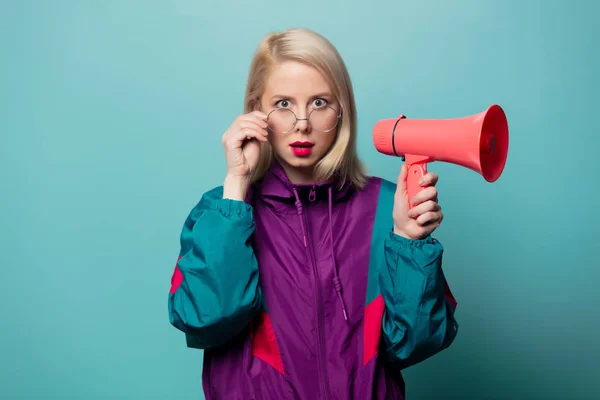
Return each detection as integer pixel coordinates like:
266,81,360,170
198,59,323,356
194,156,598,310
304,203,331,400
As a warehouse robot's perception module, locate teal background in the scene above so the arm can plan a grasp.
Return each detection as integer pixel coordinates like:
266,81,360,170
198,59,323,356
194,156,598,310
2,0,598,399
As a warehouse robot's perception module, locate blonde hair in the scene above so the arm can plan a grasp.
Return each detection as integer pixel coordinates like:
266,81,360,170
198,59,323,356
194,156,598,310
245,28,368,190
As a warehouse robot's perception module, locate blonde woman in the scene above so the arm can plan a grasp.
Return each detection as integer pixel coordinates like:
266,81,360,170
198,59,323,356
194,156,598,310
168,27,458,399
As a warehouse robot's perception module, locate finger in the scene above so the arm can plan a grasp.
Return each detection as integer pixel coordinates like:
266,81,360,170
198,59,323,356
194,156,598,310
411,186,438,206
239,118,268,131
228,128,268,146
407,200,440,219
249,110,268,121
238,120,269,135
238,111,268,121
240,113,269,128
419,172,439,187
416,211,442,226
241,128,268,142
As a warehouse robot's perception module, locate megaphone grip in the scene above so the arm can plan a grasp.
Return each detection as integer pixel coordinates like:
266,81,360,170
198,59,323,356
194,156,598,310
405,154,431,210
407,164,427,210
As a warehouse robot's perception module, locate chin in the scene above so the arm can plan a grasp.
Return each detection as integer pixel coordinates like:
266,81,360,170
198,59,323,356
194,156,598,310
283,157,319,169
278,149,323,170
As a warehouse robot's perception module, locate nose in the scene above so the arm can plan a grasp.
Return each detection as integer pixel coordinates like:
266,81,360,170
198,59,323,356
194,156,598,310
295,111,311,133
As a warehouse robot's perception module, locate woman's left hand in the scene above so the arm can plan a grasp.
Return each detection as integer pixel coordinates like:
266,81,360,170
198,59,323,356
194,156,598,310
392,164,443,240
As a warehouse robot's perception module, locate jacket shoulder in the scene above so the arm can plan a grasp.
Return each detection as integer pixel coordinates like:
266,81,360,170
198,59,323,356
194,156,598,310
361,176,397,205
362,175,397,305
361,175,397,229
375,176,397,198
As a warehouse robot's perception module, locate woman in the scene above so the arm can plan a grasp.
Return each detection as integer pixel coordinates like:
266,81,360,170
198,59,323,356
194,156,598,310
168,27,458,400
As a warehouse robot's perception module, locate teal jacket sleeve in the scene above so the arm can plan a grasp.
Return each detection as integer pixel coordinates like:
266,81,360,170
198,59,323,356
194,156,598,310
168,186,263,349
379,232,458,370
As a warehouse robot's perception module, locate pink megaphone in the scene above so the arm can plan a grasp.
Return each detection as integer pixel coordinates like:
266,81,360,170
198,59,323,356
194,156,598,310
372,104,509,208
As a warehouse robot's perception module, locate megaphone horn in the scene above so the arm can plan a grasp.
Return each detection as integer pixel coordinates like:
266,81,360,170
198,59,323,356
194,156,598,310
372,104,509,209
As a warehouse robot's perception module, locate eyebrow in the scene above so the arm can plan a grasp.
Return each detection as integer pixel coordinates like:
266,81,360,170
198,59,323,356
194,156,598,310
270,92,334,101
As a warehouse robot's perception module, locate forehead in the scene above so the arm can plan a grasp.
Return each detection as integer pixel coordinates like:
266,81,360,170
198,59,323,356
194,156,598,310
264,60,332,96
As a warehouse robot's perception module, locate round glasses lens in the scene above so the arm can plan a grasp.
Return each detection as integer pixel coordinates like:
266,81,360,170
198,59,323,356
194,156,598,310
267,108,296,134
310,107,339,132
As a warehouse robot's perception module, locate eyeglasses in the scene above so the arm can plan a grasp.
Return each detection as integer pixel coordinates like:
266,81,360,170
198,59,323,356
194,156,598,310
266,106,342,134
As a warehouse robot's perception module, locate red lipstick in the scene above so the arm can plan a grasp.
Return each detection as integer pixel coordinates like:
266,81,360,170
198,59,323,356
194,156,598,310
290,141,314,157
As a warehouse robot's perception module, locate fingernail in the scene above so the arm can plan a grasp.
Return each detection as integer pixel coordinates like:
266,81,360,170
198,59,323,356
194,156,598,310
419,178,425,186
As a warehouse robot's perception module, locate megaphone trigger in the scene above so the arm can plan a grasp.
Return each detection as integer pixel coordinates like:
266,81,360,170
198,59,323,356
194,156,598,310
404,154,431,210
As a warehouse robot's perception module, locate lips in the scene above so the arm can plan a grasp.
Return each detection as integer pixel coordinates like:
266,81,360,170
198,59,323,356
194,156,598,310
290,141,314,148
290,141,314,157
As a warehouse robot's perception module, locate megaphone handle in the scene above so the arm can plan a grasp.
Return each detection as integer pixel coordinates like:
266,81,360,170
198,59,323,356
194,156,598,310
405,155,431,210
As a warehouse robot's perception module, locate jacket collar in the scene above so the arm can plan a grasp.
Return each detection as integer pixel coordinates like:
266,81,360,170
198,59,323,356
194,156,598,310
254,160,354,203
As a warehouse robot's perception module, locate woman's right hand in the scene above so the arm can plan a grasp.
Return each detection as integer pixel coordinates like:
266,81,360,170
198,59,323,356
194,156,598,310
221,111,269,200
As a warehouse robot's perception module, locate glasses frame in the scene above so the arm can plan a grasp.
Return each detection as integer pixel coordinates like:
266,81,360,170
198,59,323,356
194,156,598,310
265,105,342,134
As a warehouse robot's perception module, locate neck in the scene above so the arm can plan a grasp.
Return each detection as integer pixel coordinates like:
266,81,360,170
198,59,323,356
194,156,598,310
282,165,316,185
275,157,317,186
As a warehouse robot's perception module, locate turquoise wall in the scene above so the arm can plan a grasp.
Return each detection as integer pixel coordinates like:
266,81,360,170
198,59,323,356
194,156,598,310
2,1,598,399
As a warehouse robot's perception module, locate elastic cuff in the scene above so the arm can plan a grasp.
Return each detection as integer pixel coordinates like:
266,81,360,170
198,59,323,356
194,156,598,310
212,198,253,219
385,230,444,276
387,230,440,250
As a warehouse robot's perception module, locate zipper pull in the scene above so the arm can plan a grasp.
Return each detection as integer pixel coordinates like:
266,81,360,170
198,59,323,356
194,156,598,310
309,186,316,202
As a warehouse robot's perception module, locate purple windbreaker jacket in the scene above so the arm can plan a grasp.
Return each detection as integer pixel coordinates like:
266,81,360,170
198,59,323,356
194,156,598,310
169,161,458,399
